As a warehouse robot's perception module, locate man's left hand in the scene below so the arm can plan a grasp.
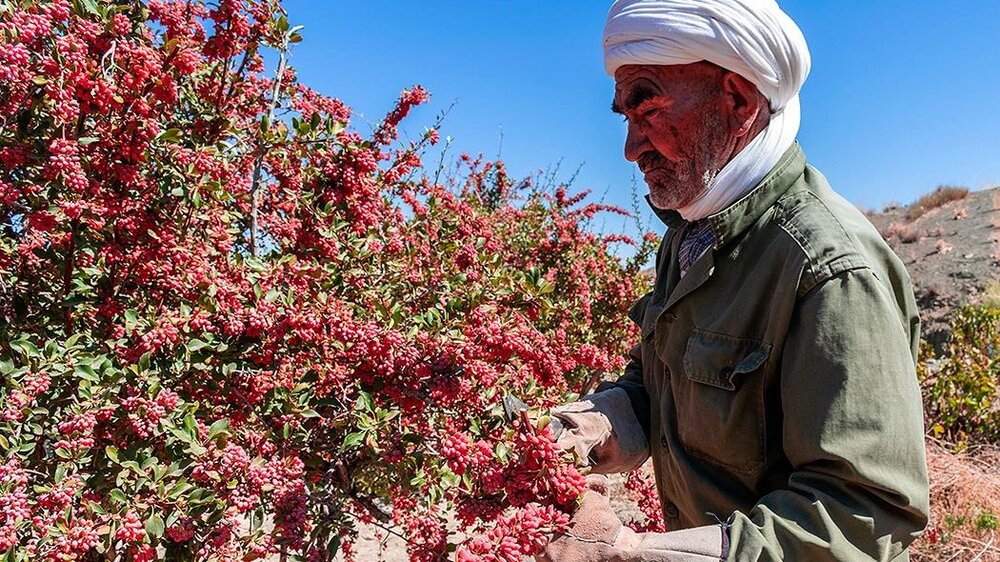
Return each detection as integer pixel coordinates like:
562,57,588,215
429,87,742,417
538,475,728,562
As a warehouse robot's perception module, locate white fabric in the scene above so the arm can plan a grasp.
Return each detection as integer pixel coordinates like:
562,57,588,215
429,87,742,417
603,0,811,221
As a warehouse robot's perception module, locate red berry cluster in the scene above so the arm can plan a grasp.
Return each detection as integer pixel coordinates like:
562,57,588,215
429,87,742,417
456,503,571,562
115,511,145,544
624,468,667,533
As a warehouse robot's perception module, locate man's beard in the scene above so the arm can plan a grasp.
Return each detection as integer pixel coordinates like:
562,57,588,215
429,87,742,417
645,159,720,211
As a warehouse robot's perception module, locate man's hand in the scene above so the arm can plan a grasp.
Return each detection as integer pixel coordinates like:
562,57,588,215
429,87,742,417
537,475,640,562
551,387,649,473
539,475,728,562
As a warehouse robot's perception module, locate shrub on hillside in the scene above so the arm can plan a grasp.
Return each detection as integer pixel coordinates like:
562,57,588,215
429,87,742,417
920,305,1000,447
905,186,970,221
0,2,655,560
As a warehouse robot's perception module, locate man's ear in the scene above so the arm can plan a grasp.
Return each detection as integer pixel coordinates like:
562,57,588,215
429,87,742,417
721,71,765,138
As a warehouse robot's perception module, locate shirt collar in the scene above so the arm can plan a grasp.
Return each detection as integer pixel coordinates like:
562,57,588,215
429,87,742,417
647,142,806,248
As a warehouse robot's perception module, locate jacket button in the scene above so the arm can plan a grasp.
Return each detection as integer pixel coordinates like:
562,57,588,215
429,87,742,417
660,435,669,450
665,502,679,519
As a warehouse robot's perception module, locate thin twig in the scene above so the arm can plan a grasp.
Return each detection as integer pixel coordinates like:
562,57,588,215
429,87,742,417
248,37,291,256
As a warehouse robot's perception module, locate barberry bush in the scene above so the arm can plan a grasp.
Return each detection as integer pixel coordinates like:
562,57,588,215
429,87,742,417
0,1,655,560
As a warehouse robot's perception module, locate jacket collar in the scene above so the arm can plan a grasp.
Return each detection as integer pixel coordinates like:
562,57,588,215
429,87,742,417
648,142,806,248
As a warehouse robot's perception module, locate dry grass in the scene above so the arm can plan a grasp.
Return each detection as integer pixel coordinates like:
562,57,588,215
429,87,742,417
906,186,971,221
912,440,1000,561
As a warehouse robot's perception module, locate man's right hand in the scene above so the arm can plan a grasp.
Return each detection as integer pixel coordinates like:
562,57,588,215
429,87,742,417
550,387,649,474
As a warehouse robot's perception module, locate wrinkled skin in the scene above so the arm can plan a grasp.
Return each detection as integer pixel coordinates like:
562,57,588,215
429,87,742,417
612,62,771,210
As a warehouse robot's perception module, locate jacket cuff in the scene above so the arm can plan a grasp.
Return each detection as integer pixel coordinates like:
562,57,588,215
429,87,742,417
625,524,728,562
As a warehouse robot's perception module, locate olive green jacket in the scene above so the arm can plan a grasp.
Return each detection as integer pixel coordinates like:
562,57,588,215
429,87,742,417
608,143,930,561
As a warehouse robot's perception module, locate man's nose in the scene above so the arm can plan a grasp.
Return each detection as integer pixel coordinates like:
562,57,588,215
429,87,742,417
624,122,646,163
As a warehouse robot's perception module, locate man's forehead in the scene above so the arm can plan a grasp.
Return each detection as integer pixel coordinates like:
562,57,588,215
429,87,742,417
612,65,683,113
612,62,731,110
614,64,666,90
616,62,723,85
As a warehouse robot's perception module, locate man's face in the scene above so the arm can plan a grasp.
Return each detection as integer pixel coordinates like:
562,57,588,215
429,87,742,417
613,62,733,211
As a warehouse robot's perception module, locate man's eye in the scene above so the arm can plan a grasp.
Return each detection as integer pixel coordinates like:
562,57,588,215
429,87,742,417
642,108,658,119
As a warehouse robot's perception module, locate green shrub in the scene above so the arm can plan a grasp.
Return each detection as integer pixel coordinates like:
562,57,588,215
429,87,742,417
976,511,999,532
921,305,1000,446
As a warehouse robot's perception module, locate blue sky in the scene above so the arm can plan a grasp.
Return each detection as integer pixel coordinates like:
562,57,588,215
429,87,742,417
280,1,999,234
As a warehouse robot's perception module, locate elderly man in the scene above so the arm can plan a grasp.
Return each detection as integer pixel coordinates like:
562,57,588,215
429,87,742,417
544,0,930,560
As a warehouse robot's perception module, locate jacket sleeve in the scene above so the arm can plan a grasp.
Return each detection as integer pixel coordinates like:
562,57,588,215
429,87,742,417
597,291,654,440
726,268,930,561
598,342,651,441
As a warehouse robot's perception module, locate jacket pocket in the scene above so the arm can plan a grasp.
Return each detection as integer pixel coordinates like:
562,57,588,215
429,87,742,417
675,329,771,475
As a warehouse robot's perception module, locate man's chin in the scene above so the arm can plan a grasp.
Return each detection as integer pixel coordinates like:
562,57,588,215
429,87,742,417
648,194,680,211
647,185,699,212
646,184,680,211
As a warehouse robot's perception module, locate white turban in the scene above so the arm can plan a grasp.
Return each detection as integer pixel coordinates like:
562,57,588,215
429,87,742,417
603,0,811,221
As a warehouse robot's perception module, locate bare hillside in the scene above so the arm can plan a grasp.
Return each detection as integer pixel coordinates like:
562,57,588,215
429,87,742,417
865,186,1000,349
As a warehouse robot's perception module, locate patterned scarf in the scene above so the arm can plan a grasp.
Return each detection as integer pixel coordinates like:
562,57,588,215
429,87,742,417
678,220,715,276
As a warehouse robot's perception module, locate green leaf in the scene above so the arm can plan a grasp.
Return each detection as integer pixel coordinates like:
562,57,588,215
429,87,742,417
105,446,120,463
74,365,99,382
207,419,229,439
409,471,426,487
341,431,364,450
169,426,193,444
78,0,99,15
89,501,107,515
167,480,193,500
495,442,510,463
440,470,461,488
187,339,210,352
145,514,165,539
9,339,39,359
124,309,139,330
183,413,198,438
357,391,374,412
156,129,182,143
